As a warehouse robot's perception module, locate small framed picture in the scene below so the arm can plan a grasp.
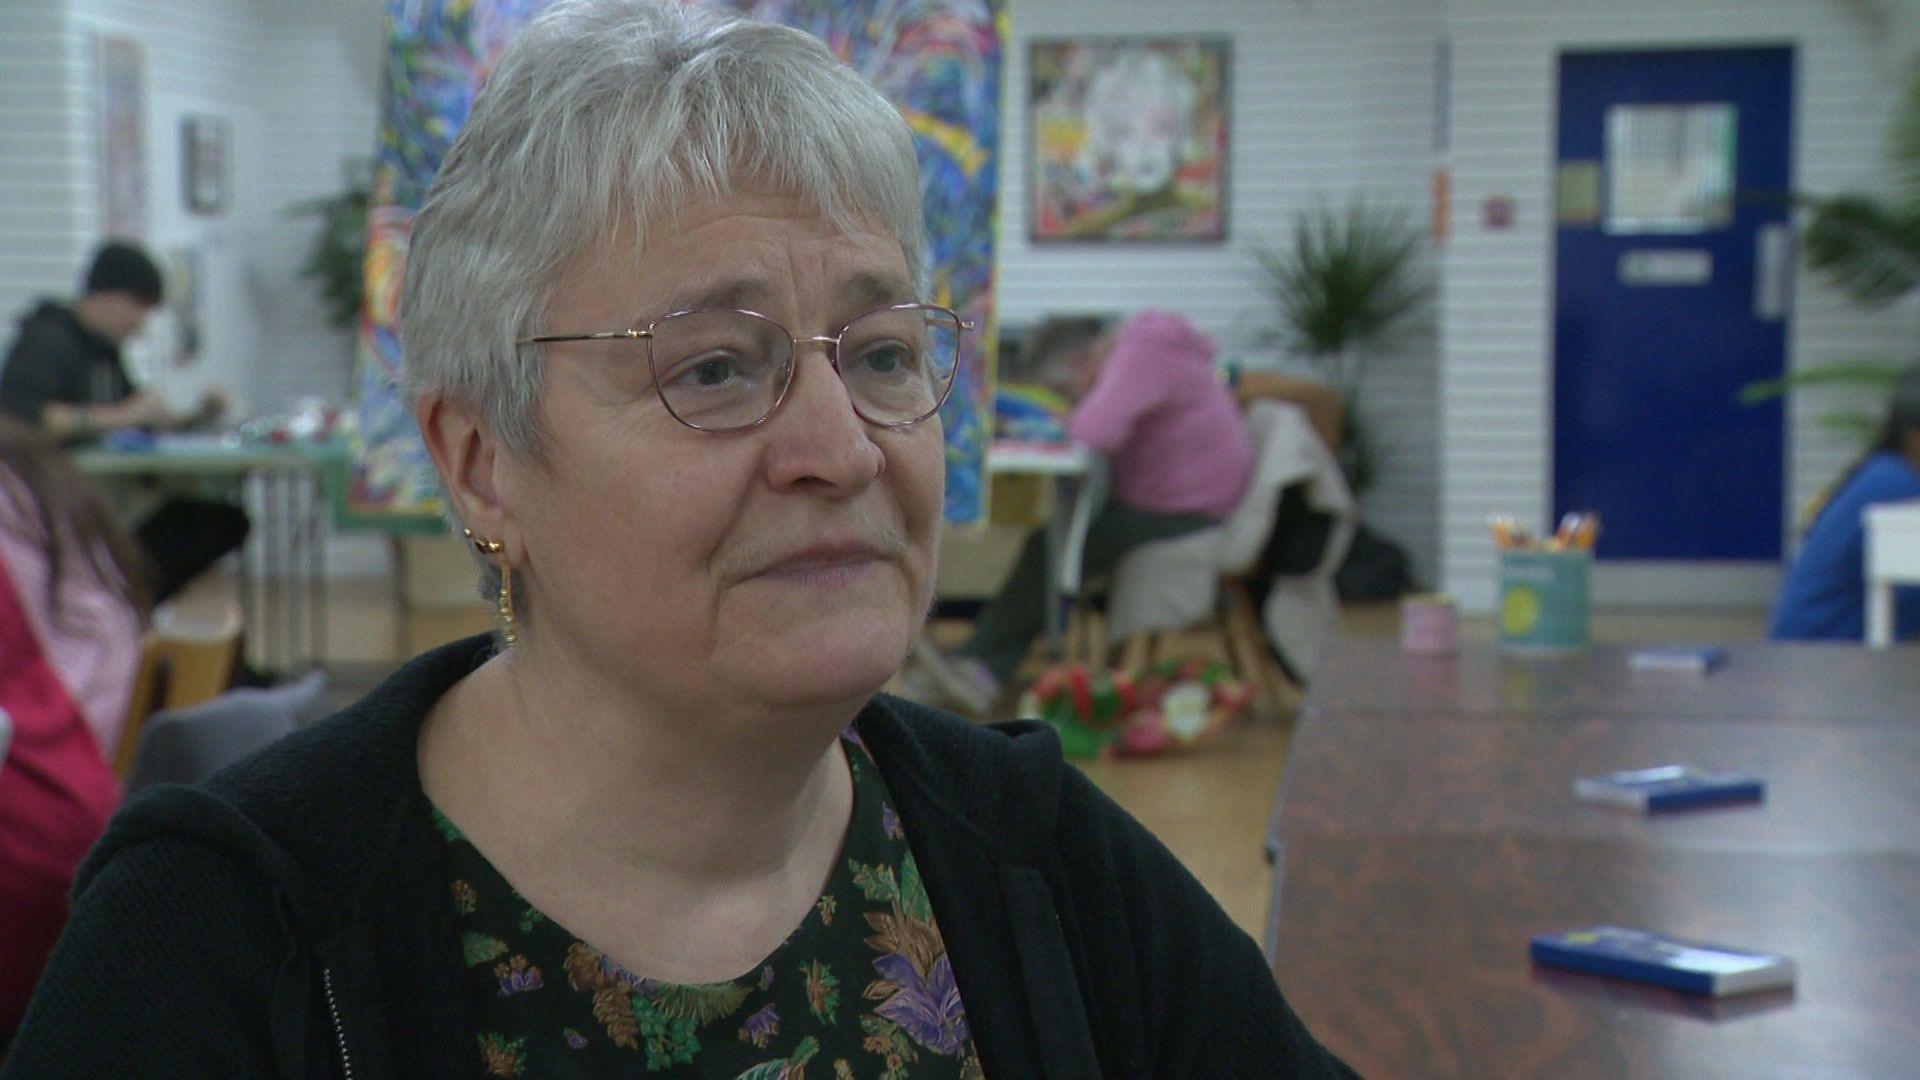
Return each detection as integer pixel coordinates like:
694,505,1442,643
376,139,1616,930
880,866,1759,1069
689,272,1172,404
181,115,229,214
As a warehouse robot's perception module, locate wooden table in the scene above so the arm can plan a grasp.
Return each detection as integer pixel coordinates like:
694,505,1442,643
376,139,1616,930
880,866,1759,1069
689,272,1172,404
1304,639,1920,724
1267,640,1920,1078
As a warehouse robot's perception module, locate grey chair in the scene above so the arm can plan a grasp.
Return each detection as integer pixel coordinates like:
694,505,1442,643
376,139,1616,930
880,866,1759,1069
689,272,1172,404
126,670,329,793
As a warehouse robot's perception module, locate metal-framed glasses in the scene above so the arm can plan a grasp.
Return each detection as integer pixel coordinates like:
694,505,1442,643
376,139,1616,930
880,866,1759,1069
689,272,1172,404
518,303,972,432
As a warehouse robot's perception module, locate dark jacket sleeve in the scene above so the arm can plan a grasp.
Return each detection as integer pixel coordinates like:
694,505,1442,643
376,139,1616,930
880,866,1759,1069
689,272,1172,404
0,839,283,1076
1053,765,1358,1078
0,322,84,425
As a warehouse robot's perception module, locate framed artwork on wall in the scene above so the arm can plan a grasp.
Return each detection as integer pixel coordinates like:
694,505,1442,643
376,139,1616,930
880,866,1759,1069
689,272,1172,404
95,33,148,239
1029,36,1230,243
182,115,230,214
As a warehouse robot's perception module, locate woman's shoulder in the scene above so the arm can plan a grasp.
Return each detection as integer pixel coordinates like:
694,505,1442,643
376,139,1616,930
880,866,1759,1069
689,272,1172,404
860,694,1066,790
858,695,1075,847
1853,451,1920,497
858,694,1160,863
79,638,494,920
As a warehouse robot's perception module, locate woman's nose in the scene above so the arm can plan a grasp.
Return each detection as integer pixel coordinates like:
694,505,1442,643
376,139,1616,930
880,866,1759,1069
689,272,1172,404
762,343,884,494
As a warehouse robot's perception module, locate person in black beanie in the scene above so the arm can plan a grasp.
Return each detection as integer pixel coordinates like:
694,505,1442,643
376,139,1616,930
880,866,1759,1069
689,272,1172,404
0,242,248,600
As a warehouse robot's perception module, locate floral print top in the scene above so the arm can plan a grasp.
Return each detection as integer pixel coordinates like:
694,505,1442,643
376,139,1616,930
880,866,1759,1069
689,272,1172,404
434,733,985,1078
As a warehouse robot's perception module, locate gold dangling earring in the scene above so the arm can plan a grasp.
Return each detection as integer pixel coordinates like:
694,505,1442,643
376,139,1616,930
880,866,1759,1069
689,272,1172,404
463,528,517,646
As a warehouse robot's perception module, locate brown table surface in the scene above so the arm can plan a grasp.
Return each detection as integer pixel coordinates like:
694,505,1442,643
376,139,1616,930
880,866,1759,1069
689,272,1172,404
1268,640,1920,1077
1274,712,1920,855
1304,639,1920,725
1273,834,1920,1078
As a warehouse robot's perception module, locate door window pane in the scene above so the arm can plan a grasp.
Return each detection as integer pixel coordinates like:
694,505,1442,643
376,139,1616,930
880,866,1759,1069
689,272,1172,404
1604,104,1736,234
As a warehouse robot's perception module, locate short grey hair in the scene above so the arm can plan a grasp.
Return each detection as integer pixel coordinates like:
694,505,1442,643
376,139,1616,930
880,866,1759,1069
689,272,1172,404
399,0,927,620
401,0,928,457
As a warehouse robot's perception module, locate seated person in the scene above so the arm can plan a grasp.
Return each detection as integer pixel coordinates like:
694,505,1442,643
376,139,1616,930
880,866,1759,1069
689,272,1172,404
0,419,146,1038
911,310,1254,712
0,242,247,600
1771,364,1920,641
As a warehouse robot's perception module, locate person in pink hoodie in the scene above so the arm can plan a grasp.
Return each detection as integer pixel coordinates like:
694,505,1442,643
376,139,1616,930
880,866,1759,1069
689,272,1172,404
0,419,147,1037
913,310,1253,712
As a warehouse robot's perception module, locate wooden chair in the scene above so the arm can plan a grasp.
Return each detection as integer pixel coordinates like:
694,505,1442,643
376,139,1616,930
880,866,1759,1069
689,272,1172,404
116,599,243,779
1066,583,1302,719
1107,581,1304,721
1102,402,1357,721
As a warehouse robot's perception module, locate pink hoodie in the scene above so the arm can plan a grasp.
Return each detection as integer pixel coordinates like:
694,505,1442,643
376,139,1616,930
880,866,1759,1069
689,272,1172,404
1067,310,1253,519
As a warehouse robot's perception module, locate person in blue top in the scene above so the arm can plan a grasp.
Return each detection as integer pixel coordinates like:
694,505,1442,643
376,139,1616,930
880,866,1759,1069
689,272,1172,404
1771,364,1920,641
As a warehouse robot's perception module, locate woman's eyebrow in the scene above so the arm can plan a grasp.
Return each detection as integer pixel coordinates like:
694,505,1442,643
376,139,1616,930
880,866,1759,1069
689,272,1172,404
840,271,917,309
657,279,770,316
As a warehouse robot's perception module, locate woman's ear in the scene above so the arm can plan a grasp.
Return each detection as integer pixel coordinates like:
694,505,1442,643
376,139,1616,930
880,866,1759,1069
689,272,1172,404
417,392,514,552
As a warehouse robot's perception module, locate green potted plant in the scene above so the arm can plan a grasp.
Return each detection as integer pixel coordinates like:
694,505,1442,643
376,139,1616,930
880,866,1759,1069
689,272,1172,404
284,187,369,328
1741,68,1920,432
1252,198,1431,494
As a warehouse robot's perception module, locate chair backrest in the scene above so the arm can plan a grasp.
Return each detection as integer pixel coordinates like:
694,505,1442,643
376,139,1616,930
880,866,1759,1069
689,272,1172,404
1234,371,1344,451
1216,400,1356,575
125,671,327,792
116,599,243,778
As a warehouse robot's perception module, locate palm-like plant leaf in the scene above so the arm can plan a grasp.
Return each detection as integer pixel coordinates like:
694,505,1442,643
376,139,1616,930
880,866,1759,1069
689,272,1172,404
1800,194,1920,306
1737,359,1907,405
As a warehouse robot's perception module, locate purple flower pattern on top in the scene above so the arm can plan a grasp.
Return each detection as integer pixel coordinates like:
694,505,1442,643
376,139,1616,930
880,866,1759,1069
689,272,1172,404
738,1002,781,1048
870,954,970,1056
438,730,982,1075
494,956,544,997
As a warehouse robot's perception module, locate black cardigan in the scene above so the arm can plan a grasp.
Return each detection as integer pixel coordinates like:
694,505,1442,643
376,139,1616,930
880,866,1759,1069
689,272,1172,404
4,636,1353,1078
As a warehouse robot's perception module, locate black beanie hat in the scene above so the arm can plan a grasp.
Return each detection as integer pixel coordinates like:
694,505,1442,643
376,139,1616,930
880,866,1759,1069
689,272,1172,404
83,242,164,306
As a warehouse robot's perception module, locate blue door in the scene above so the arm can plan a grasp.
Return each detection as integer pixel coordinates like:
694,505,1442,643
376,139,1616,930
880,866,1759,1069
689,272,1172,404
1554,48,1794,561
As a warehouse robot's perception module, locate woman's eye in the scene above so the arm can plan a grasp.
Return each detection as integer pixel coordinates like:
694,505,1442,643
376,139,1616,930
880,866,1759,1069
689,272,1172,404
857,342,916,376
670,353,744,388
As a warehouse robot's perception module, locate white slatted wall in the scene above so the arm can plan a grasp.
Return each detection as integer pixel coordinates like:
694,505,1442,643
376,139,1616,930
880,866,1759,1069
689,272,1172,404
250,0,384,411
999,0,1446,585
0,0,89,344
1441,0,1915,610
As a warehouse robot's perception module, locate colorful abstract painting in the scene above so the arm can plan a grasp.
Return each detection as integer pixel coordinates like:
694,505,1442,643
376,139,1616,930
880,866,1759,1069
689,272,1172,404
354,0,1002,525
1030,37,1230,243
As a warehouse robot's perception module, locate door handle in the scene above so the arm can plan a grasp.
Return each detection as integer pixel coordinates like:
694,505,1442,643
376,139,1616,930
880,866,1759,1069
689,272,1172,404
1755,222,1791,321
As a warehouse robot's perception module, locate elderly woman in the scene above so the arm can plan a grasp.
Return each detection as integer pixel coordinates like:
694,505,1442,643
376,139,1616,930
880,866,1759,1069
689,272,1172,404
2,2,1350,1076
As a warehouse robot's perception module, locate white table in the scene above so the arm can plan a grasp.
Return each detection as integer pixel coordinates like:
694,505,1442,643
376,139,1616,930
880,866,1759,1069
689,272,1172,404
1865,497,1920,648
985,441,1106,655
76,436,335,673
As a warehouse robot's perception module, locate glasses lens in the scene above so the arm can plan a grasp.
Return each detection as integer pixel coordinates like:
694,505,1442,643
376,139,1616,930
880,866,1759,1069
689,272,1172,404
650,310,793,430
839,306,961,424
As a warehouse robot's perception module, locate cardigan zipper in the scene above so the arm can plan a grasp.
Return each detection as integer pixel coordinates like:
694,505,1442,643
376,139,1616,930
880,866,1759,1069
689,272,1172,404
321,966,355,1079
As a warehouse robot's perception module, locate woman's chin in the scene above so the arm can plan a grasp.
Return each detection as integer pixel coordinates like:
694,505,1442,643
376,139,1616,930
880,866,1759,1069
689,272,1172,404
726,613,913,709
